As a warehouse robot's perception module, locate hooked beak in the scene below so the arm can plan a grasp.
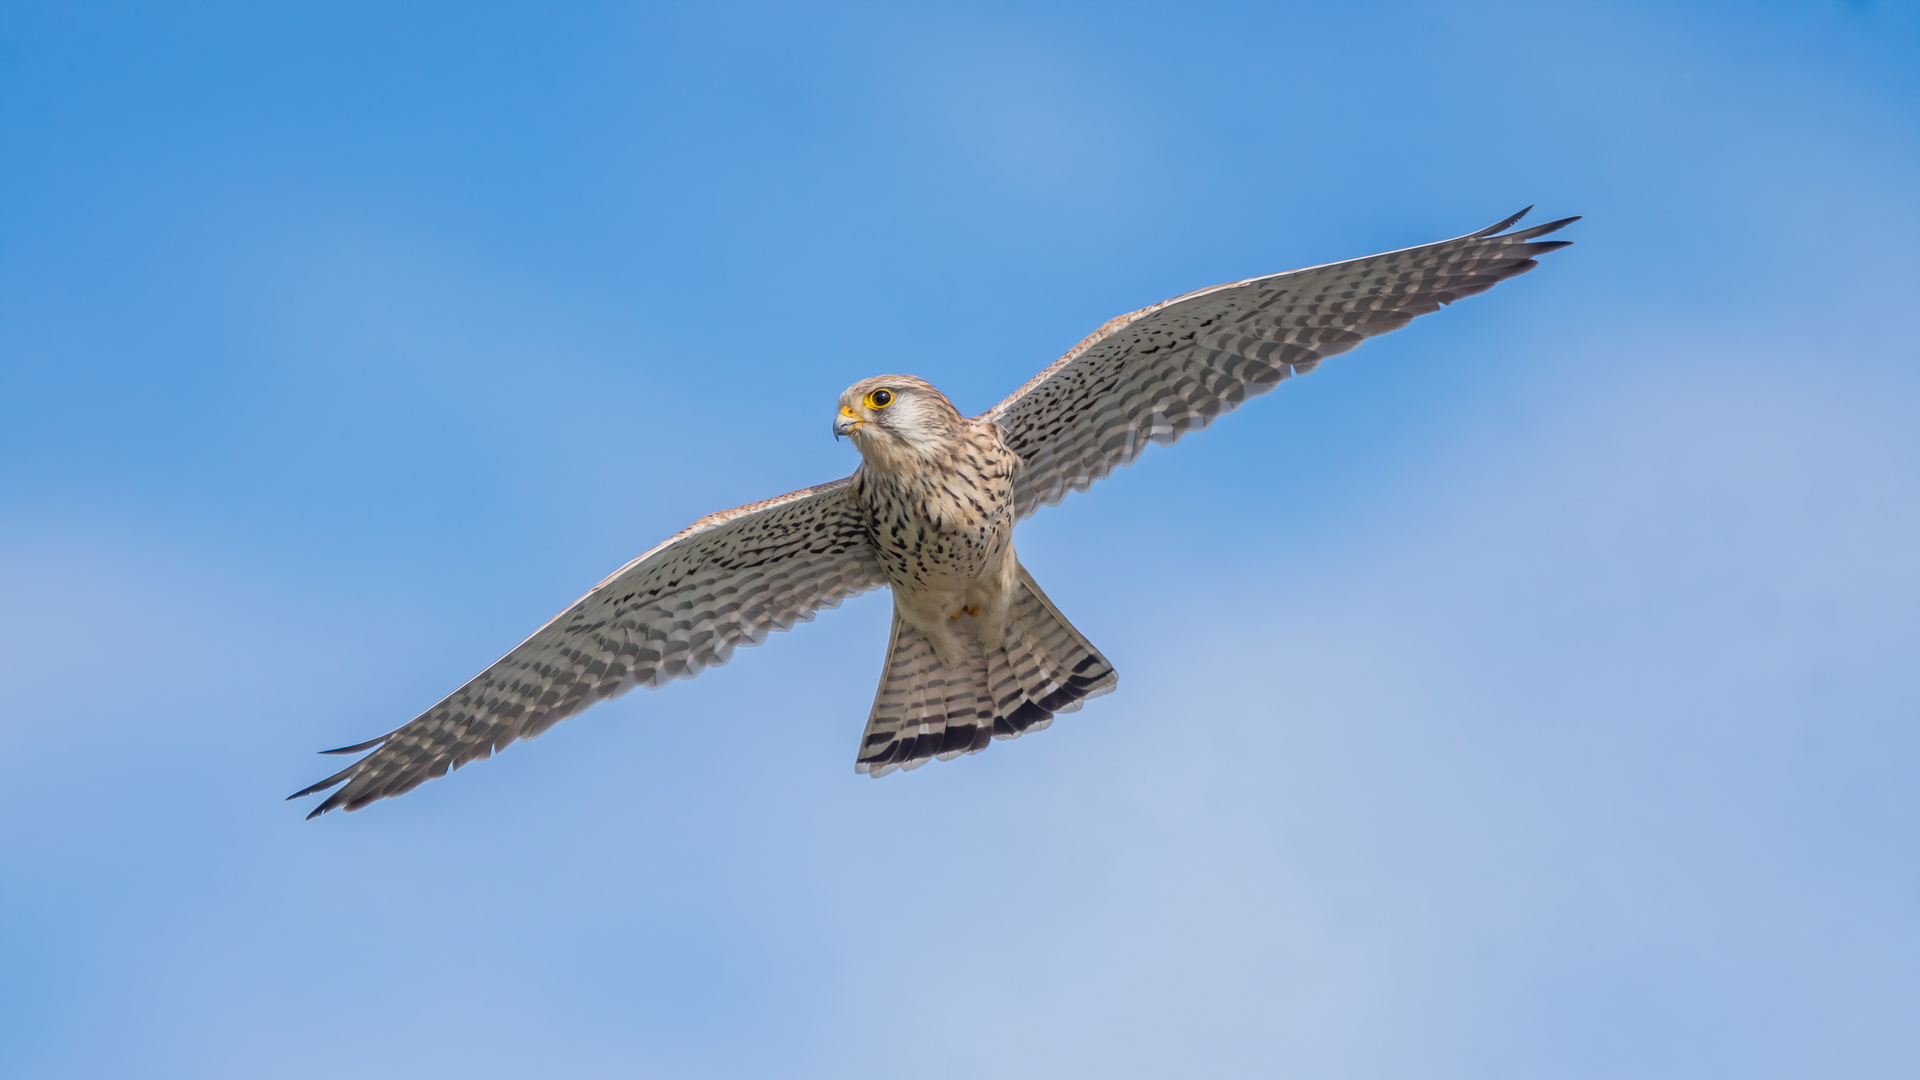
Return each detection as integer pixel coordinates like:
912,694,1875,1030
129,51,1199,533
833,407,863,440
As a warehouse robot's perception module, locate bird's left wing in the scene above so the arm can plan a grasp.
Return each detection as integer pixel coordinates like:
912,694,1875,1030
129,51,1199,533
985,208,1577,517
291,476,883,817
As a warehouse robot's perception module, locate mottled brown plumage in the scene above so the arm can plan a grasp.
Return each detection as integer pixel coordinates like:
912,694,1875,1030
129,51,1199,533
833,375,1116,773
838,375,1019,665
291,208,1575,815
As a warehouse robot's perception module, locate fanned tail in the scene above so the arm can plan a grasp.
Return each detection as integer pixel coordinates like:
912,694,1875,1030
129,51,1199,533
855,564,1116,776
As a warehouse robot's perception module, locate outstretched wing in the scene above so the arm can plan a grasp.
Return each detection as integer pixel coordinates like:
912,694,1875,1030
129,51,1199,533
985,208,1577,517
291,477,884,817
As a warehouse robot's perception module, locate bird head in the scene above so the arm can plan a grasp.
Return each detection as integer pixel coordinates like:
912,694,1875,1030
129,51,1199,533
834,375,963,470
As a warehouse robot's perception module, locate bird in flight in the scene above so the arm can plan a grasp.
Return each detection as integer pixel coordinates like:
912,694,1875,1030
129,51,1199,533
291,208,1577,818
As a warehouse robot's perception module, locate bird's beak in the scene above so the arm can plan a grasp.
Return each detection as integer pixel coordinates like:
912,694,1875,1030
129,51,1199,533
833,407,863,440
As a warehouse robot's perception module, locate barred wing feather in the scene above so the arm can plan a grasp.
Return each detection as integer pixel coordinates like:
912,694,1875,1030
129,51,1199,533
291,477,883,817
986,208,1577,518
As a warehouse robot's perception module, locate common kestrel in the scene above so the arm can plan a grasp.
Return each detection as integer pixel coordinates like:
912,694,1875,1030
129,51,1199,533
291,208,1576,817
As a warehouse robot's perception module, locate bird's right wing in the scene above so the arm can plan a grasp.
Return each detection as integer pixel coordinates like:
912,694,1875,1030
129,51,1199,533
985,208,1577,518
291,476,885,817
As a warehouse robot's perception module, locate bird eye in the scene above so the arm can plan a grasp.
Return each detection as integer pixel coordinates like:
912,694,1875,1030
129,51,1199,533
865,388,894,409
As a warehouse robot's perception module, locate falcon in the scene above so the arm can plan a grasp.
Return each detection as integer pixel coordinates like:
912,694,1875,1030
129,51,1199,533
291,208,1577,817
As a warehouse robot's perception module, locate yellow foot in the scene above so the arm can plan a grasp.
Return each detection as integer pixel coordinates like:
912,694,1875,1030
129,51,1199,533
948,605,985,619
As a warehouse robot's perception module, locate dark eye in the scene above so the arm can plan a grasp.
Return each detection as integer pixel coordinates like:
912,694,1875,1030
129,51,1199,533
866,388,894,409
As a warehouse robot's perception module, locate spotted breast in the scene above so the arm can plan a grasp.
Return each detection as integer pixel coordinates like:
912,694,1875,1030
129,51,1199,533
853,419,1017,594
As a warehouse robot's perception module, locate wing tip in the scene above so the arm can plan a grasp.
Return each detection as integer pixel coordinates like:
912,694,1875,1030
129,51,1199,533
1513,216,1581,242
287,749,369,814
1475,205,1532,236
299,783,369,819
286,774,348,802
320,734,388,756
1476,207,1581,242
289,733,388,813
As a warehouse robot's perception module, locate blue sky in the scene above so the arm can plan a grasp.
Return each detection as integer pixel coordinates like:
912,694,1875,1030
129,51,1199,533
3,2,1917,1077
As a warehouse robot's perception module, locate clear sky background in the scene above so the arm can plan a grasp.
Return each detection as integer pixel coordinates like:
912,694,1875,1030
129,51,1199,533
3,2,1917,1077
